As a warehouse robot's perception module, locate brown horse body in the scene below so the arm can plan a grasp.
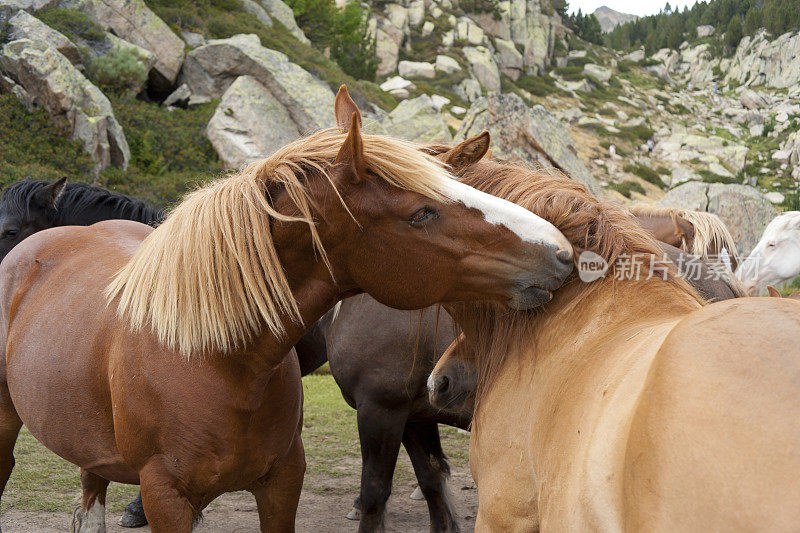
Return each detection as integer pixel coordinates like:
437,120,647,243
0,91,576,532
430,163,800,531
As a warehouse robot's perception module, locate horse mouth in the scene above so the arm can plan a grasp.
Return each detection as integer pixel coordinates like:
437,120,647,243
510,285,553,309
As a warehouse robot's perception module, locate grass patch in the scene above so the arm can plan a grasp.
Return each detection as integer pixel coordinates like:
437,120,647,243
35,8,106,44
608,180,645,198
514,74,563,98
699,169,738,184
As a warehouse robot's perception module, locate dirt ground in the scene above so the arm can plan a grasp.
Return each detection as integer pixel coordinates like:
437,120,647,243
1,462,477,532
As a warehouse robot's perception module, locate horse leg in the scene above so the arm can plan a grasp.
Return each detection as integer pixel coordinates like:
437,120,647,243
402,421,459,533
0,383,22,530
355,403,408,533
250,435,305,532
138,461,195,533
117,492,147,528
72,469,109,533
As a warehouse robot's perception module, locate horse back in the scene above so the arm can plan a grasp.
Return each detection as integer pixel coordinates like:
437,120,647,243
624,297,800,531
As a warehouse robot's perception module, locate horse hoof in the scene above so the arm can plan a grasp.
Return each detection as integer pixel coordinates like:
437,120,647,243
117,512,148,528
410,486,425,500
346,507,361,520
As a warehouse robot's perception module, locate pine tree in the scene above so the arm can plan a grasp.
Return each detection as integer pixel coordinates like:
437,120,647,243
725,14,743,48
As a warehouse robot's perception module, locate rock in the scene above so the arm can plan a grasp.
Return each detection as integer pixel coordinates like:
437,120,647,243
462,46,500,92
398,60,435,79
749,123,764,137
493,37,523,80
765,192,784,204
421,21,434,37
180,34,334,133
407,0,424,27
206,75,300,169
739,89,770,109
384,4,408,31
455,16,484,45
455,77,482,102
379,76,413,92
456,92,600,194
374,25,400,77
583,63,612,83
776,111,789,123
725,30,800,90
657,182,778,255
7,10,81,66
0,0,56,10
59,0,185,92
567,50,586,59
430,94,450,111
239,0,274,29
257,0,309,44
696,24,714,38
654,132,748,174
434,55,461,74
163,83,191,107
181,30,205,48
0,38,129,175
670,164,701,186
450,105,466,115
367,94,452,144
772,150,792,163
70,31,157,94
623,49,645,62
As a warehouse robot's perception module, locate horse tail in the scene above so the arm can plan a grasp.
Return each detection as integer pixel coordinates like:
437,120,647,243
680,210,740,269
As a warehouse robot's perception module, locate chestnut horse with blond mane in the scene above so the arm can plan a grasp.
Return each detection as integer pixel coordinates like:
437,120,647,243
429,160,800,531
0,88,575,532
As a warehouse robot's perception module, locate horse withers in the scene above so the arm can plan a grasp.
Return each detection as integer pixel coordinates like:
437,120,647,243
430,160,800,531
0,87,574,533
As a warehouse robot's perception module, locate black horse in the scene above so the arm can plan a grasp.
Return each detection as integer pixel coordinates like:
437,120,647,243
0,177,163,263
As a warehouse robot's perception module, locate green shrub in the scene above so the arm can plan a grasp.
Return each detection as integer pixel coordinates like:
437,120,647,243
608,180,645,198
87,46,147,93
623,163,667,188
330,1,377,81
459,0,502,20
35,8,106,44
515,74,558,97
0,94,94,188
698,169,738,184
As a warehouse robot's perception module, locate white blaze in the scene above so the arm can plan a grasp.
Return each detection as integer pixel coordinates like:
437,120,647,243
441,179,572,252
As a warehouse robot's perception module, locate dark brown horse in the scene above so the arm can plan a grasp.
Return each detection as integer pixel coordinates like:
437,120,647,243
0,177,163,263
0,89,574,532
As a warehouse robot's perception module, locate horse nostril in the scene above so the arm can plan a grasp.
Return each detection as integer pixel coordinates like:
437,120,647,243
556,248,573,263
437,375,450,395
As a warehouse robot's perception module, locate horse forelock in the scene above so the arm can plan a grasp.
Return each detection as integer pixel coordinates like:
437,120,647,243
449,161,702,405
105,129,457,358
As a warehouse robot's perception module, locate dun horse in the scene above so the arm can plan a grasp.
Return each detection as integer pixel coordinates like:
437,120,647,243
429,161,800,530
0,88,575,532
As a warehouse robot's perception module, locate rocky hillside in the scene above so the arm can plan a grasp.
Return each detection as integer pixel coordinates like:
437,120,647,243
0,0,798,255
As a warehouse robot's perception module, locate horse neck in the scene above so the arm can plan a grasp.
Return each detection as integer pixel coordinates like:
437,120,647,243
54,187,164,227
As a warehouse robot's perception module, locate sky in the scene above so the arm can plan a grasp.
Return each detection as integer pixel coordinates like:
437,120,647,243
567,0,701,17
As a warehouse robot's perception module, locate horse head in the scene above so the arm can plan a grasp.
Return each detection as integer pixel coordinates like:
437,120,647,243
0,177,66,263
737,211,800,295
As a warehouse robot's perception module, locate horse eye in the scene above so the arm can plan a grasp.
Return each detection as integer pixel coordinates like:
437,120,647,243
408,207,438,226
2,229,18,239
768,242,776,248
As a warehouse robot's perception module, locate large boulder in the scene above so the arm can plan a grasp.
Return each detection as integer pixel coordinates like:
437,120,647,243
58,0,185,92
725,30,800,89
366,95,451,144
398,60,435,79
6,10,82,66
0,0,57,10
256,0,309,44
657,182,778,255
463,46,500,92
493,38,523,80
206,75,300,169
0,38,130,175
654,131,748,174
583,63,612,83
456,92,600,194
180,34,335,133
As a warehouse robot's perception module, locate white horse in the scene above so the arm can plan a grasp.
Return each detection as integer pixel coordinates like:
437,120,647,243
737,211,800,295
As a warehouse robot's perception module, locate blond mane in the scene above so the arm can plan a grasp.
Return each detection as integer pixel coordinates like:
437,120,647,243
445,162,703,400
630,204,740,265
106,129,455,357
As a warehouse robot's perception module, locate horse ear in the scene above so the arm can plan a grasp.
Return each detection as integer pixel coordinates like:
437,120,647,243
442,131,490,173
334,85,362,133
33,177,67,209
767,285,781,298
334,113,366,182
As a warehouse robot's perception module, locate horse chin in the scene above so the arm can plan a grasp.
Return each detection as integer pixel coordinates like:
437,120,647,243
509,286,553,310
